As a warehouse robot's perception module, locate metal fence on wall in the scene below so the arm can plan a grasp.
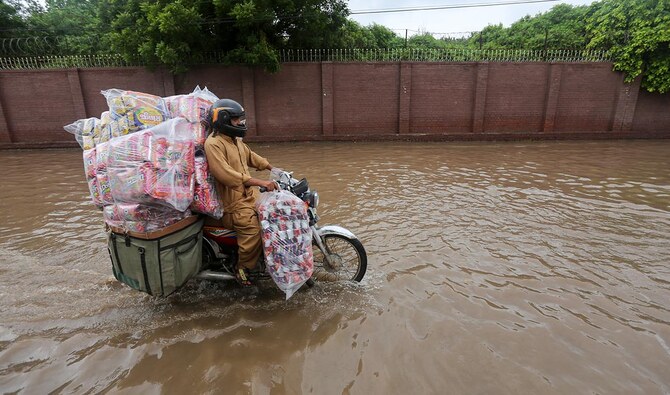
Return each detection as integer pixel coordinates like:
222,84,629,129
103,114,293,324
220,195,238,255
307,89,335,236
278,48,612,63
0,48,613,71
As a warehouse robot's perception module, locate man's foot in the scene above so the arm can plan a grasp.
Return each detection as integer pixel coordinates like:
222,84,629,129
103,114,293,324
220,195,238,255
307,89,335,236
235,266,253,287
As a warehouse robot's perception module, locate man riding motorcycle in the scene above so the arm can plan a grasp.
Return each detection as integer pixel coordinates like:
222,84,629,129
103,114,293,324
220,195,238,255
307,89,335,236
202,98,278,286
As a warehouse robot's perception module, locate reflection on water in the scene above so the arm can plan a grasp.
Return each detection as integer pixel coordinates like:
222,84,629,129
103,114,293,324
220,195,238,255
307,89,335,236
0,141,669,394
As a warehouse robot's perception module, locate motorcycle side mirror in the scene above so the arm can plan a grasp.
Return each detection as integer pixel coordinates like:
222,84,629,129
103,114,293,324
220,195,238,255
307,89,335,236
292,178,309,195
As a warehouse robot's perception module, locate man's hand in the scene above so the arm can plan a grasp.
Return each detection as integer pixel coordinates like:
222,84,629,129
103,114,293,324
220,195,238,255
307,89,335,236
262,180,279,191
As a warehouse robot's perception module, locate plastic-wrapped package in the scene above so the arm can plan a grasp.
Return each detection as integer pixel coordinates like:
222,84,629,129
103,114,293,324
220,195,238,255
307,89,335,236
188,123,207,147
165,95,215,124
101,118,195,211
83,147,97,178
96,169,114,206
103,203,192,233
256,191,314,300
108,162,154,203
83,148,103,207
164,86,218,148
102,89,169,129
67,87,225,230
190,149,223,218
87,177,103,207
64,117,99,150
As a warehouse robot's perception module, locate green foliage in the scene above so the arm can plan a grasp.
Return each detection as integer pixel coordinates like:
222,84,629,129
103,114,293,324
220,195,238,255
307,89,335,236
0,1,26,39
470,1,670,93
26,0,106,54
469,4,590,50
408,33,447,49
586,0,670,93
1,0,47,47
100,0,351,72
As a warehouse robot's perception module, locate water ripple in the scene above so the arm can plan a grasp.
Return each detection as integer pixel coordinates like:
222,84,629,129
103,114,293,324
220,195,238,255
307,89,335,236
1,141,669,393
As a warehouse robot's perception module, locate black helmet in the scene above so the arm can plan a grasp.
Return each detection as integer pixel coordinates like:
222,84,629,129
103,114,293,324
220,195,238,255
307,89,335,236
206,99,247,138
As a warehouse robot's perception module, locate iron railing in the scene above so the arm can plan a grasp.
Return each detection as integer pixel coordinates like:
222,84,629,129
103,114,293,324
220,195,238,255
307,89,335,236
278,48,612,63
0,49,612,70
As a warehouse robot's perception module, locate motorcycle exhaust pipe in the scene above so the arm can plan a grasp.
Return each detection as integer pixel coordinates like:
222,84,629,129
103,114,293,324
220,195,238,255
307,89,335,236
195,270,236,281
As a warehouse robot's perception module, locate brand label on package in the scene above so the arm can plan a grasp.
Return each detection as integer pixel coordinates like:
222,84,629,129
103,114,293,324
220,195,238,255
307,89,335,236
134,107,165,126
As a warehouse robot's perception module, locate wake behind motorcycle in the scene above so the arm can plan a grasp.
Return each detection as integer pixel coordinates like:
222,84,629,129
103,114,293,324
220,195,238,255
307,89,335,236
196,170,368,286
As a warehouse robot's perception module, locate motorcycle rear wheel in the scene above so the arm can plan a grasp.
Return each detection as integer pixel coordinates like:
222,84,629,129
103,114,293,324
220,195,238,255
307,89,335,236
312,235,367,282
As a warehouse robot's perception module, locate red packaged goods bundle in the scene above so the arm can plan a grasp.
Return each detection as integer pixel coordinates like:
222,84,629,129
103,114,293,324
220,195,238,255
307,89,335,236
256,191,314,299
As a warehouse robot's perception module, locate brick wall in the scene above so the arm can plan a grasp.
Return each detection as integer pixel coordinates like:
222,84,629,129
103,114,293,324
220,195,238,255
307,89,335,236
0,62,668,148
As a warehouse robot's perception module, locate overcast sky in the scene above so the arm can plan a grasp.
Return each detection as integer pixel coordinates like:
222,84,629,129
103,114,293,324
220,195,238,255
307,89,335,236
347,0,597,37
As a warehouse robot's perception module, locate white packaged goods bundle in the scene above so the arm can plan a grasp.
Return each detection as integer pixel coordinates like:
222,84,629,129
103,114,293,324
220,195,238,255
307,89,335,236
65,87,224,233
257,191,314,299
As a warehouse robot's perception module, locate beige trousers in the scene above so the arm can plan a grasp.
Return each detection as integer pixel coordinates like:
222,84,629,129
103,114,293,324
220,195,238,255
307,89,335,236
222,207,262,270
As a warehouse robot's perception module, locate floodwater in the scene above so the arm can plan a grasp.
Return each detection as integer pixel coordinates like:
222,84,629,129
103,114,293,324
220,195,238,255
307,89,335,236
1,140,669,394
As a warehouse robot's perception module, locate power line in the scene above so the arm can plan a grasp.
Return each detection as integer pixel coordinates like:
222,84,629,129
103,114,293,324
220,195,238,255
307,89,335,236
350,0,561,15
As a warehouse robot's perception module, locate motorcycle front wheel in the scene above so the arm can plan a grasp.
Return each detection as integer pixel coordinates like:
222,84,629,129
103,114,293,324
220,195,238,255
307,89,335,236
312,235,367,282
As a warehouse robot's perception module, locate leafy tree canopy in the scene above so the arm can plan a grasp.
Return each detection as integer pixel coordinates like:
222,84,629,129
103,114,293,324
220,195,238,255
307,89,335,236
1,0,28,39
471,1,670,92
470,4,590,50
99,0,352,72
586,0,670,93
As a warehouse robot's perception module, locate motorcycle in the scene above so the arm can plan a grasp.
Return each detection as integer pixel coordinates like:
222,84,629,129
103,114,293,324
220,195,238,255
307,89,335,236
195,170,367,287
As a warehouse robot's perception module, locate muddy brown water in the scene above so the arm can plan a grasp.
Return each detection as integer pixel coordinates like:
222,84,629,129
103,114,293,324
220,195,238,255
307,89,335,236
0,140,669,394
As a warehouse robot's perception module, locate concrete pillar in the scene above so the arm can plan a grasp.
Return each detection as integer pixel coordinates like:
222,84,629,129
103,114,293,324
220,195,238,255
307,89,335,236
67,69,87,119
472,62,489,134
542,63,563,133
398,62,412,134
612,75,641,132
241,68,257,137
321,62,334,136
162,68,176,97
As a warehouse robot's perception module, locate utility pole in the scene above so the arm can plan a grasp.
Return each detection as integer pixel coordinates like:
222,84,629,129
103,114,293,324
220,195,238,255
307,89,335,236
405,29,408,48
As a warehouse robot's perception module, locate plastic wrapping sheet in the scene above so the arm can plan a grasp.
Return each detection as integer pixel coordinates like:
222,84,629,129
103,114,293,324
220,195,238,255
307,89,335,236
190,149,223,218
83,148,103,207
102,89,169,123
101,118,195,212
64,117,99,150
188,123,207,147
103,203,192,233
67,87,225,232
257,191,314,300
165,95,215,124
164,86,218,146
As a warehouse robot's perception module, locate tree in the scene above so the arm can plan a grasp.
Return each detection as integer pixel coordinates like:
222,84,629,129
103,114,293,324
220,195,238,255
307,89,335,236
586,0,670,93
1,0,26,39
103,0,204,72
407,32,449,49
470,4,590,50
101,0,350,73
368,23,403,48
25,0,105,54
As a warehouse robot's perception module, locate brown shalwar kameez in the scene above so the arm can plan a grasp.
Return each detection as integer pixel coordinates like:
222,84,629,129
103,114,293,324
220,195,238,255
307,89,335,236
204,133,270,270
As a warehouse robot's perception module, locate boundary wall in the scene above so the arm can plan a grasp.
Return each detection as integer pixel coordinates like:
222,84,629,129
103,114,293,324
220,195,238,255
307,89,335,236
0,62,668,148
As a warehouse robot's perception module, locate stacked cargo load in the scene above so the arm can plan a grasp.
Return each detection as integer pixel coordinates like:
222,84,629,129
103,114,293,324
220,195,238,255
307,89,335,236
64,87,223,233
64,87,222,296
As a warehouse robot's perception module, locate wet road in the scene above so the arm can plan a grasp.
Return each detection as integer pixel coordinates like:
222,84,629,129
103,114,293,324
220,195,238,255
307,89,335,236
1,140,669,394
